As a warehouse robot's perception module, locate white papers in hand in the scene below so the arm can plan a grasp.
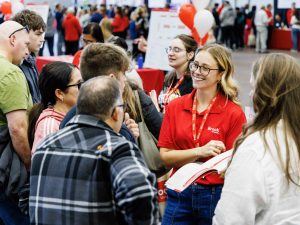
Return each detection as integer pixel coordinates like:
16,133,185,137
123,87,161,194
165,149,233,192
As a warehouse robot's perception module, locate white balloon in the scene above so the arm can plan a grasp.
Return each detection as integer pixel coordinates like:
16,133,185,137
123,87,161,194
11,0,24,16
194,10,215,38
192,0,211,11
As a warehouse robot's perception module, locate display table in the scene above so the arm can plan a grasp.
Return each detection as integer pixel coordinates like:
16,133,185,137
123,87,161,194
136,68,165,95
269,29,299,50
36,56,74,72
36,56,165,95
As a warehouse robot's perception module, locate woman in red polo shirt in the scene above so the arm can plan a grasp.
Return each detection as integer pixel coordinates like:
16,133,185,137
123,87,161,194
158,44,246,225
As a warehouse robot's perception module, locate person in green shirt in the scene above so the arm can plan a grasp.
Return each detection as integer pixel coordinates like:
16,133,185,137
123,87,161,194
0,20,31,225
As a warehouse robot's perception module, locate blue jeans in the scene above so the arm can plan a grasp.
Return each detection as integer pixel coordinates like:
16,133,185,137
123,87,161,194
162,184,223,225
56,31,65,55
291,28,300,51
0,192,29,225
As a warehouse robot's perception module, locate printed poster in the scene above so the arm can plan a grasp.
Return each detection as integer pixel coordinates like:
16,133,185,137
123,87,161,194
144,10,190,71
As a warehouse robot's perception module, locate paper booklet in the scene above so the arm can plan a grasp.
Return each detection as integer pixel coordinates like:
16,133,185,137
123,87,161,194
165,149,233,193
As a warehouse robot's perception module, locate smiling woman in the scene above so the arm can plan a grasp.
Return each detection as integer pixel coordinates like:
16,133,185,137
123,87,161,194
157,34,198,113
158,44,246,225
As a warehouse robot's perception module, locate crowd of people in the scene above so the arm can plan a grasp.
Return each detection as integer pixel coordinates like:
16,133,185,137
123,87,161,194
33,1,300,58
0,2,299,225
47,3,149,59
211,1,300,53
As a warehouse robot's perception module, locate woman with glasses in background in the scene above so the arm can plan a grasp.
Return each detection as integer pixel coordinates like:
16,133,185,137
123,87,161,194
156,34,198,112
72,22,104,67
158,44,246,225
28,62,82,154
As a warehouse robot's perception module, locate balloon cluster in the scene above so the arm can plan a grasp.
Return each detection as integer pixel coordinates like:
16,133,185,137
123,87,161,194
178,0,214,46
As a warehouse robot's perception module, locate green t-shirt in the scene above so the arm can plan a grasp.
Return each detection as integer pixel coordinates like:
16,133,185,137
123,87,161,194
0,55,33,126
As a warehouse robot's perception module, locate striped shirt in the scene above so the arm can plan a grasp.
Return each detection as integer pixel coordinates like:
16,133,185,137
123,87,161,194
29,114,159,225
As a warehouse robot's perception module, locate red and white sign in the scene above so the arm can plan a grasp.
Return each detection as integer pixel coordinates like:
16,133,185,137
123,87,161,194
144,10,190,71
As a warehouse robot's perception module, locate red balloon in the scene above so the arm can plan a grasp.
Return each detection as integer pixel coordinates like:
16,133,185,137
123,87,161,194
178,4,196,30
191,28,209,46
191,27,200,44
201,33,209,45
1,1,12,15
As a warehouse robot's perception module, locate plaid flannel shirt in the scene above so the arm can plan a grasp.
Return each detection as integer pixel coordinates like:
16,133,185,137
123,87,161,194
29,114,159,225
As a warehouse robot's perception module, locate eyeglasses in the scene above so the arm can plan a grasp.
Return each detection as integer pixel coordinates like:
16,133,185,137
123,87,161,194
116,103,127,112
112,103,127,116
9,25,29,38
66,81,84,89
81,37,95,45
165,46,185,54
189,61,220,76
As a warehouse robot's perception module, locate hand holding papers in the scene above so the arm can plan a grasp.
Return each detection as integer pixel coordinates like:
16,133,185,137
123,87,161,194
166,149,233,192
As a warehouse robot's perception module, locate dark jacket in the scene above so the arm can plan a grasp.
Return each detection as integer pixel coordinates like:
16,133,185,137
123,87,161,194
90,12,103,24
19,54,41,104
55,11,63,31
59,106,136,143
137,90,163,140
0,125,27,198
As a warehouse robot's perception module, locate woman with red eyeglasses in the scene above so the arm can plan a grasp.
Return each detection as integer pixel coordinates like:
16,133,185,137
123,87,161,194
28,62,82,154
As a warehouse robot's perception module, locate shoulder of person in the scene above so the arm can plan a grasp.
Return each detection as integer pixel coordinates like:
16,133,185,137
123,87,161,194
110,135,143,159
167,92,191,110
137,89,151,105
120,124,136,143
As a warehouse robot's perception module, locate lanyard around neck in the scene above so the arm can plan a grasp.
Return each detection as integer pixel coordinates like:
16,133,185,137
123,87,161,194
163,76,184,107
192,92,218,147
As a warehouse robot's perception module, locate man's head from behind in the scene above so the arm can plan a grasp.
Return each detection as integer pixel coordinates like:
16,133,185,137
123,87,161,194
0,21,30,65
80,43,130,92
11,9,46,55
77,76,124,132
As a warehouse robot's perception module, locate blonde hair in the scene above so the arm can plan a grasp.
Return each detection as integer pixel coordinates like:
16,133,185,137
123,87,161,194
233,53,300,186
197,44,240,105
100,18,113,33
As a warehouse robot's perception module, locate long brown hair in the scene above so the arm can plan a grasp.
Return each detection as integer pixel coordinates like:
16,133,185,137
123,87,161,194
233,53,300,186
122,80,141,122
164,34,198,87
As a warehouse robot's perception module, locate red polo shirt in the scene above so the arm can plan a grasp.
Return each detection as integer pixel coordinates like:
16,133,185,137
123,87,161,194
158,89,246,185
265,9,274,26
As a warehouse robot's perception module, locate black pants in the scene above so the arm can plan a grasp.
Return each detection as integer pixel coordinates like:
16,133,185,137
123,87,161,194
221,26,235,49
235,25,245,48
39,36,54,56
267,25,273,49
65,40,79,55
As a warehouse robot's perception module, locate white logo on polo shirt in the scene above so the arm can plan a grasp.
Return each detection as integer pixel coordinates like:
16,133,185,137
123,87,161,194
208,126,220,134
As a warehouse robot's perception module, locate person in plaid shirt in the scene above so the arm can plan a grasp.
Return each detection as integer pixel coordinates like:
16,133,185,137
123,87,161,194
29,76,159,225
